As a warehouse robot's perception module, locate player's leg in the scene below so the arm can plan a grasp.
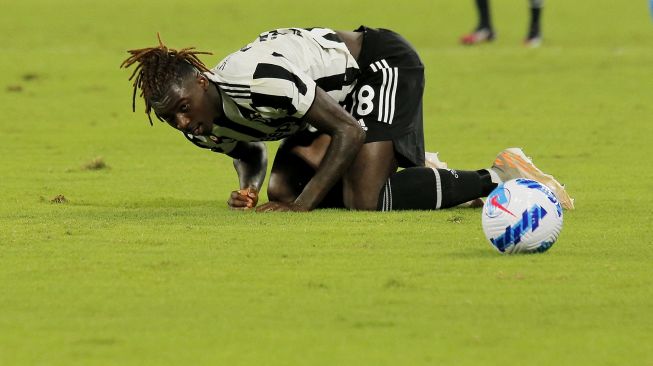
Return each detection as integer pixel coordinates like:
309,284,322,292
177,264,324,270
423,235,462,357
341,141,398,210
526,0,543,47
376,165,497,211
267,131,344,208
267,147,313,204
345,27,499,211
340,140,497,211
461,0,496,45
476,0,493,30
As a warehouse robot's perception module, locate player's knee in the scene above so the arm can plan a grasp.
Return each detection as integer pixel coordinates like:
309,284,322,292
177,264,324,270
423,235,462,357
343,188,378,211
267,175,297,203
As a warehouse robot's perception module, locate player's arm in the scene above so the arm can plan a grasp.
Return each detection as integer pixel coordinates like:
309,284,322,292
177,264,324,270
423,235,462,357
226,141,268,209
258,87,365,212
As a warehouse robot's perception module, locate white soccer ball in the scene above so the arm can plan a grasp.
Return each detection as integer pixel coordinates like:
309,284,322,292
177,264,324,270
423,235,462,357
481,178,563,254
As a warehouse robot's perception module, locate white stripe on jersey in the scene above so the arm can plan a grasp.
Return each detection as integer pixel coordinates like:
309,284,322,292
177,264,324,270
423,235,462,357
381,60,392,123
371,60,399,124
388,67,398,124
377,62,388,122
349,85,358,115
381,60,398,124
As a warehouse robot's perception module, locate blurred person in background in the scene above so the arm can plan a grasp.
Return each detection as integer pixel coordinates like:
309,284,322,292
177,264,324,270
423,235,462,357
460,0,544,47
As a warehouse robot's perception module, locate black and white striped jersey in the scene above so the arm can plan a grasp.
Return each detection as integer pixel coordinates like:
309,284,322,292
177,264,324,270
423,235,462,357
184,27,360,154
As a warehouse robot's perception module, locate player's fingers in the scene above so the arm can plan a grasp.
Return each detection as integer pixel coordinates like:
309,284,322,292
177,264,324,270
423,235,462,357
238,189,259,206
231,191,253,202
228,191,254,208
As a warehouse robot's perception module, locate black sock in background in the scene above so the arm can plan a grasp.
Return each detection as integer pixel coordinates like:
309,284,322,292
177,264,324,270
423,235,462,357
476,0,492,30
529,7,542,38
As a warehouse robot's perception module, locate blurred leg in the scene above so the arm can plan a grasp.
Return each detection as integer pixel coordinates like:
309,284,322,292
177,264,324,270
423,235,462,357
476,0,492,30
526,0,544,45
461,0,495,45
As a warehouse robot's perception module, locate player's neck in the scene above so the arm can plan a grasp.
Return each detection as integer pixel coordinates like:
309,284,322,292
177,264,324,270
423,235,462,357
335,30,363,60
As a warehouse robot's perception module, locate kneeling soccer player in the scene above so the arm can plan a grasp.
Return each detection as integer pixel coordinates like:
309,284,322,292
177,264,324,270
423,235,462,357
121,26,574,212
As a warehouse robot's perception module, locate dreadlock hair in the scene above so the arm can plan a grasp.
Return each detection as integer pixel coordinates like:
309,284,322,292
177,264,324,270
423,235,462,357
120,33,213,125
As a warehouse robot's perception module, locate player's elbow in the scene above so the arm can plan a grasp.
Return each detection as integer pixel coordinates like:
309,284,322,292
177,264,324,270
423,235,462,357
346,122,366,148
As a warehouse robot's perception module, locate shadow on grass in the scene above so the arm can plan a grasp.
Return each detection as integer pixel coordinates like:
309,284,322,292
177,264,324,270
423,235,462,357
449,247,560,259
66,197,219,210
446,248,500,259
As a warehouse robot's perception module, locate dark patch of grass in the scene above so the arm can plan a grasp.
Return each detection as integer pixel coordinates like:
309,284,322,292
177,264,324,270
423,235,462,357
307,281,329,290
82,157,109,171
145,260,180,271
352,320,395,328
22,73,39,81
447,215,464,224
50,195,68,204
384,278,404,289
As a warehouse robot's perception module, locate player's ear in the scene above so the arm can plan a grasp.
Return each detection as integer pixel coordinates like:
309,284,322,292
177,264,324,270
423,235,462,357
197,73,209,90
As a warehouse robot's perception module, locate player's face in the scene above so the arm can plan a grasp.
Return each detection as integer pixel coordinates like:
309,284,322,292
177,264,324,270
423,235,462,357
152,74,221,136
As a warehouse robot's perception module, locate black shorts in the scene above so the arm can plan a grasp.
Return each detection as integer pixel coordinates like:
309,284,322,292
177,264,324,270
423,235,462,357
342,26,426,168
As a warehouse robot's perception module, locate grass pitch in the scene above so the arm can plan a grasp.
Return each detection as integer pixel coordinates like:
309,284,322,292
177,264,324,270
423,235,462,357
1,1,652,365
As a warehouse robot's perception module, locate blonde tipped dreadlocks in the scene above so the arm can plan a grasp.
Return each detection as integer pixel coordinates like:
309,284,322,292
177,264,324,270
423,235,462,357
120,33,213,125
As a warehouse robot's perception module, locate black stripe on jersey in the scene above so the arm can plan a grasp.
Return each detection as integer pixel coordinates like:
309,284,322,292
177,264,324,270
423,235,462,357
216,81,250,89
225,94,252,100
213,116,269,138
315,67,359,92
344,67,359,83
272,52,284,57
224,90,252,97
315,74,345,92
234,103,258,120
233,103,302,128
218,81,252,99
253,63,307,95
251,92,298,116
322,32,343,43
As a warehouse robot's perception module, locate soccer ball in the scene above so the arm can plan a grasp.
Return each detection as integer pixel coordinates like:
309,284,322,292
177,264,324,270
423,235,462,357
482,178,563,254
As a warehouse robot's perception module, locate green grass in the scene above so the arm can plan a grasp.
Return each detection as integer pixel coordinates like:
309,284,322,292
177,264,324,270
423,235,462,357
1,0,652,365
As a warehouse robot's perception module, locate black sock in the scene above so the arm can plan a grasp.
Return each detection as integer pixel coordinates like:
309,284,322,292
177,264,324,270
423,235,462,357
377,167,497,211
476,0,492,30
528,4,542,38
476,169,498,196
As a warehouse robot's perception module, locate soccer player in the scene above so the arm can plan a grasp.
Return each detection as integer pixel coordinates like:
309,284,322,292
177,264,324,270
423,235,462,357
121,27,573,212
460,0,544,47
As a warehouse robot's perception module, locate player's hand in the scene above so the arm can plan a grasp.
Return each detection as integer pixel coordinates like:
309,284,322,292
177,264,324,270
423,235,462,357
227,188,258,210
255,201,309,212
